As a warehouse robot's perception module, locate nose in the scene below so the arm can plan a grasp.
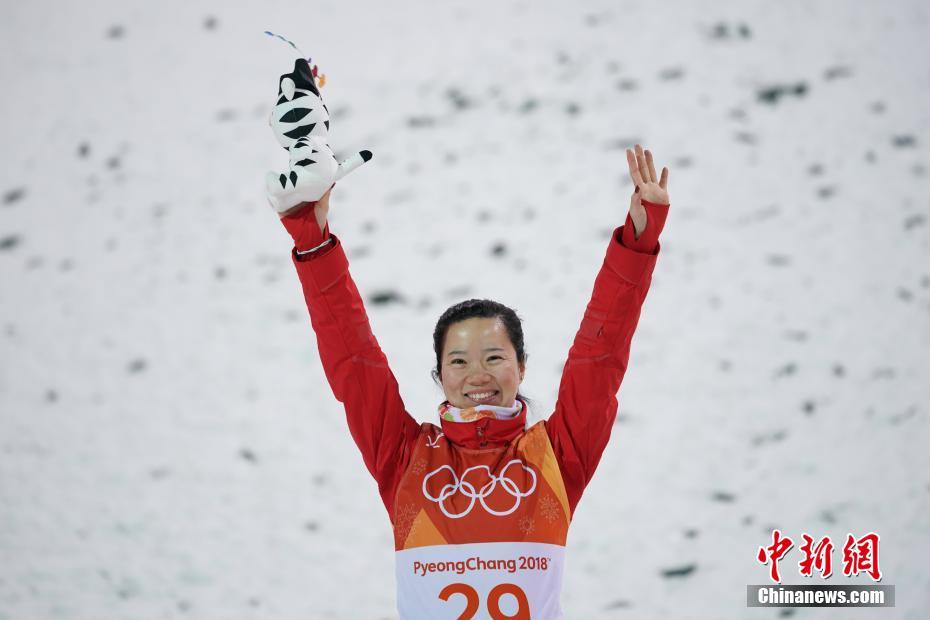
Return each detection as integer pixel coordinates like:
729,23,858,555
467,369,492,385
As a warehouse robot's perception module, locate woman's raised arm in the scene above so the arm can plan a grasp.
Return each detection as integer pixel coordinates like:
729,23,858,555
545,145,671,515
281,190,421,516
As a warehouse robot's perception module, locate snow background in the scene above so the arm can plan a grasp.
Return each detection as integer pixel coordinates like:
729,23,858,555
1,0,928,617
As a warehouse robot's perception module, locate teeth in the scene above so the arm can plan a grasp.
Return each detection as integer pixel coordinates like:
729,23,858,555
468,391,496,400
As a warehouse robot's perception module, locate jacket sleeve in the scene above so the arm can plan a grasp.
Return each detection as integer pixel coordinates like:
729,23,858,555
545,201,669,515
291,234,420,516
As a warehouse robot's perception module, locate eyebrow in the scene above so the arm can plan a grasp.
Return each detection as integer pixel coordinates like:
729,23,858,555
446,347,506,356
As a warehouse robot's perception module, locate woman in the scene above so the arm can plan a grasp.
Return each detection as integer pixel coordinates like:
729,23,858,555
277,143,670,619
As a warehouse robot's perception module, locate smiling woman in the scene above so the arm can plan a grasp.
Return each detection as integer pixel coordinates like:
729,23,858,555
267,49,671,620
431,299,527,412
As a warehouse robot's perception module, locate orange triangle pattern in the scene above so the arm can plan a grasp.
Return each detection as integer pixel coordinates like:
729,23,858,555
403,508,448,549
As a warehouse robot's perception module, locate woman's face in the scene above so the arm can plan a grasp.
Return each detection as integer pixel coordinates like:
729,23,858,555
439,317,525,409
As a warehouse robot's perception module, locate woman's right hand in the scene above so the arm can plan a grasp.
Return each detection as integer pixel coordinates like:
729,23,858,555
279,184,334,251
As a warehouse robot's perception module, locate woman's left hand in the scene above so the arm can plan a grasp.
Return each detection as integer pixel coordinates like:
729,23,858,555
626,144,669,236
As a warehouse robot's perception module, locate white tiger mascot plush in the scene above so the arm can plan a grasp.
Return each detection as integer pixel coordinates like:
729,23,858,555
265,57,372,213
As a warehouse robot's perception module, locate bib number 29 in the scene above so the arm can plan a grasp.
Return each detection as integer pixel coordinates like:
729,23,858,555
439,582,530,620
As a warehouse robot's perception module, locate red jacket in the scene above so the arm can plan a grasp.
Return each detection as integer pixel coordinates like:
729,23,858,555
288,200,668,618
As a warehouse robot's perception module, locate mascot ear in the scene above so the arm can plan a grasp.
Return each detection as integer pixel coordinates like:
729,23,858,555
280,77,296,101
278,58,319,98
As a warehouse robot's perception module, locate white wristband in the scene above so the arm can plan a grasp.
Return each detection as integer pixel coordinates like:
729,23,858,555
295,236,333,255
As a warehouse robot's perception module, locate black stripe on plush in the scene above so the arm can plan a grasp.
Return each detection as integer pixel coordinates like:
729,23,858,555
284,123,316,140
280,108,312,123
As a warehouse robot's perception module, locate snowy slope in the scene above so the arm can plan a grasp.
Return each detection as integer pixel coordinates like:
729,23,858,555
1,0,928,618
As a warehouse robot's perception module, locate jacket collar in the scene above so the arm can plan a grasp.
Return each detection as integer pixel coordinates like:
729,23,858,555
439,399,527,449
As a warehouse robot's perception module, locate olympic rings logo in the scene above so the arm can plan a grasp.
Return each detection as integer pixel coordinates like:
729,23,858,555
422,460,537,519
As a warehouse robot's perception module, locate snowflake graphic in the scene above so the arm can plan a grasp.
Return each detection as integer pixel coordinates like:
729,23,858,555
394,503,419,544
539,494,561,524
517,516,535,535
410,459,427,476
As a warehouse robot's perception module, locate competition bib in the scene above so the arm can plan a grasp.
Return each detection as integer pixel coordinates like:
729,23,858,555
392,422,572,619
396,541,565,619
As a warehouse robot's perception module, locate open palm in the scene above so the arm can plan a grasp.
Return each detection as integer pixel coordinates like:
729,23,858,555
626,144,669,236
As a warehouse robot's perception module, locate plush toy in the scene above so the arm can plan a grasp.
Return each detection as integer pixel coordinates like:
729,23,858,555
264,40,372,213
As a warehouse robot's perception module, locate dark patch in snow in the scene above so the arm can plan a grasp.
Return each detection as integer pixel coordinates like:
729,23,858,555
369,290,405,306
518,98,538,114
239,448,257,464
149,467,171,480
604,137,642,151
751,429,788,446
446,88,473,111
816,185,836,199
711,491,736,503
127,358,147,373
734,131,758,145
3,188,25,205
888,406,918,426
348,246,370,260
0,235,21,251
903,214,925,230
708,22,752,40
891,135,917,148
106,25,125,39
603,599,632,609
820,509,837,524
445,286,472,299
407,116,436,128
659,67,685,81
756,82,808,105
823,65,853,80
615,78,638,92
660,563,696,579
203,16,218,30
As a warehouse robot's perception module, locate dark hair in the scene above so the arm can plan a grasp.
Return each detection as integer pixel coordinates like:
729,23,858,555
431,299,530,404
